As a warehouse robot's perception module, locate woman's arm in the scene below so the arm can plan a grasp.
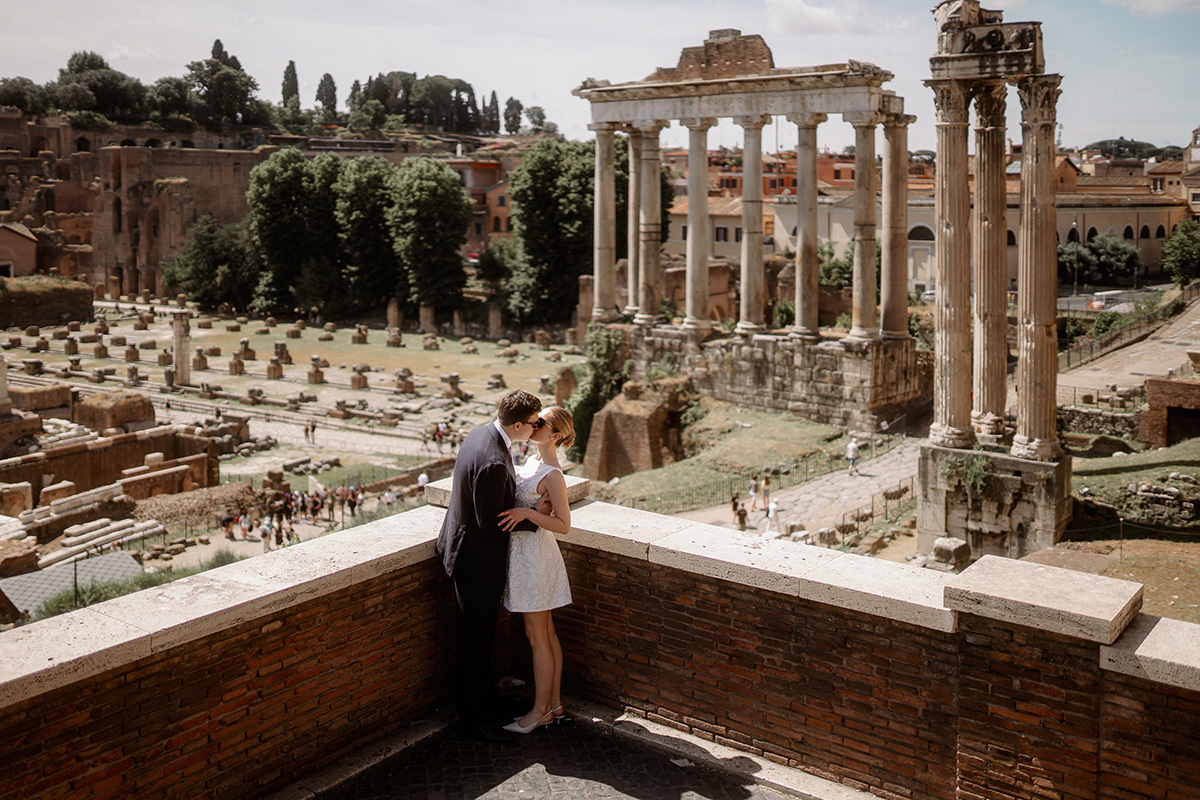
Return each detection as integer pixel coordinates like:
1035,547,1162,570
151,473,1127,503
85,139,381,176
497,471,571,534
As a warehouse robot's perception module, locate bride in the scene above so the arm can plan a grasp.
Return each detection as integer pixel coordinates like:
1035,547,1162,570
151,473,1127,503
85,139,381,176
496,405,574,734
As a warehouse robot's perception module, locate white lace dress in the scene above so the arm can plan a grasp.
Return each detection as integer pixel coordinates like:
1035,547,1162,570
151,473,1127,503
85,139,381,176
502,458,572,613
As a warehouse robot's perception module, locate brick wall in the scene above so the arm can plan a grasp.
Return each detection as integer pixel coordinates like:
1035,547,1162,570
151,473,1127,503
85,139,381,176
1140,379,1200,447
3,499,1200,800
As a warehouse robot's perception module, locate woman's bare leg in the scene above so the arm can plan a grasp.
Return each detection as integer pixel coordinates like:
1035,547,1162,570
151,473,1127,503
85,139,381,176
548,613,563,711
517,611,554,728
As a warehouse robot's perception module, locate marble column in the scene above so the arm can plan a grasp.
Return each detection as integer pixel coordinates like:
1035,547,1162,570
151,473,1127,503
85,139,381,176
927,79,975,449
844,113,881,341
0,356,10,416
681,117,715,329
591,124,619,322
172,309,191,386
881,113,914,339
735,115,770,336
789,113,826,341
972,82,1009,435
625,129,642,316
633,120,667,326
1012,74,1064,461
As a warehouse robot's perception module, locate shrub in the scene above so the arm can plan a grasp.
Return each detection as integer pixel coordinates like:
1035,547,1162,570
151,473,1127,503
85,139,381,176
940,453,994,497
565,326,629,460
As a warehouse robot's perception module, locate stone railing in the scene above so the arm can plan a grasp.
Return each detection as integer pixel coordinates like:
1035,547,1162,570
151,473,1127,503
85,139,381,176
2,487,1198,799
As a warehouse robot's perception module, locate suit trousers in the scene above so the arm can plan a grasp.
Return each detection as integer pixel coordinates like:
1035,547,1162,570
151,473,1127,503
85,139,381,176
452,560,507,726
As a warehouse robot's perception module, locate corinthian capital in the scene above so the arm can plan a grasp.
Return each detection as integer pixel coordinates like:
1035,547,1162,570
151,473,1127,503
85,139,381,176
1017,74,1062,127
925,79,971,125
973,81,1007,128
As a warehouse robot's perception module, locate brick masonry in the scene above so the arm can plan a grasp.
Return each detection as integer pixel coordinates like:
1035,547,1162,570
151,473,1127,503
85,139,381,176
622,324,930,431
2,503,1199,800
1140,379,1200,448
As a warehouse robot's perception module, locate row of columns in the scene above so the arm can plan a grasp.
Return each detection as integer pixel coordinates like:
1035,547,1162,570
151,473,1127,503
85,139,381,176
927,74,1063,459
590,114,914,342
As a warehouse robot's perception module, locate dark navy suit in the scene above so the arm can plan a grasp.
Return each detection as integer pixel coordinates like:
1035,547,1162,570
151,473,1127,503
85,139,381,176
436,422,535,726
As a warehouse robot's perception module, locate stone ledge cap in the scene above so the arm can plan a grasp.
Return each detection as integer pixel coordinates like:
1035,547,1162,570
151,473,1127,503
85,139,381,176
1100,614,1200,694
944,555,1143,644
426,474,590,509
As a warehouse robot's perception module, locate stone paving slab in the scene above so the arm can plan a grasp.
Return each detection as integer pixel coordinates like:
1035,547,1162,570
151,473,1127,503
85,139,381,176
313,717,794,800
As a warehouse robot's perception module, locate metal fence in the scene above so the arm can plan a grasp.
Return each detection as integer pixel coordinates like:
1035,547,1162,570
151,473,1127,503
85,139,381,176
829,474,918,546
621,435,903,516
1057,283,1200,372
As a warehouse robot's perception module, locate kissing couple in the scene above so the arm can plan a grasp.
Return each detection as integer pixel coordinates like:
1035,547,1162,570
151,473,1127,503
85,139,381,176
436,390,576,742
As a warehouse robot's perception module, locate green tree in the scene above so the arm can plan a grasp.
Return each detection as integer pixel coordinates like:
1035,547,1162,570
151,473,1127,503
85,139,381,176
565,326,629,459
162,215,258,309
64,51,110,75
1056,240,1098,286
348,99,387,131
0,77,53,114
484,90,500,134
504,97,523,135
347,79,361,110
186,40,259,127
55,51,146,121
410,75,454,129
335,156,403,309
282,61,299,105
247,148,343,310
146,76,192,118
316,73,337,121
475,236,522,295
390,157,473,311
1164,220,1200,287
1087,233,1140,283
273,95,313,134
525,105,546,132
818,241,854,288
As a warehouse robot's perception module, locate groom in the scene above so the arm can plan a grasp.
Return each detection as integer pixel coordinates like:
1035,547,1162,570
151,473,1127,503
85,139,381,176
436,389,542,742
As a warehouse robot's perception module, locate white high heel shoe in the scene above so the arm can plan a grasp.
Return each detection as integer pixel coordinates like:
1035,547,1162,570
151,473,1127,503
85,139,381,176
502,709,556,735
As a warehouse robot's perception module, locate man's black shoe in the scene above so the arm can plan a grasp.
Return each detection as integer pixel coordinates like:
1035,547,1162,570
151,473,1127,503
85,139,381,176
469,722,514,744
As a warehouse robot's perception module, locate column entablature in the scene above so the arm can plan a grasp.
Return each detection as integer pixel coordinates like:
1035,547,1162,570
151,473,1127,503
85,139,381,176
733,114,772,129
678,117,717,130
587,122,624,133
785,112,828,128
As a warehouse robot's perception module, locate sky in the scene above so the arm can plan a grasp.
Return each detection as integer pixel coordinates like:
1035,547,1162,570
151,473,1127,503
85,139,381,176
4,0,1200,156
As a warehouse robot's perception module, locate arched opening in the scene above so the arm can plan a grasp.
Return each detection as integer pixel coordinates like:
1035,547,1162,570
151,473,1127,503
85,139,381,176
492,217,501,232
908,225,935,241
145,139,162,148
55,163,70,181
75,137,91,153
1006,230,1017,246
181,140,195,149
217,143,225,149
1087,227,1099,243
29,136,47,157
1123,225,1135,240
1141,225,1151,240
1157,225,1167,239
43,188,56,213
121,139,136,147
112,198,122,234
1067,227,1080,243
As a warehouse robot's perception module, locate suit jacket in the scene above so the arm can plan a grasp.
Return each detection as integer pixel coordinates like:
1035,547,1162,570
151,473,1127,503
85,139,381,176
436,422,535,578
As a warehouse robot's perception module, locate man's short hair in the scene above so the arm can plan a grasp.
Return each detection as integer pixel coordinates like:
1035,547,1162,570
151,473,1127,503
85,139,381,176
497,390,542,426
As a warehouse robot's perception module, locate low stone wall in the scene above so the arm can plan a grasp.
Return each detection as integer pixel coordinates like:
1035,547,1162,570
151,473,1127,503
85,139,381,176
1058,405,1141,439
1,498,1198,800
622,323,929,431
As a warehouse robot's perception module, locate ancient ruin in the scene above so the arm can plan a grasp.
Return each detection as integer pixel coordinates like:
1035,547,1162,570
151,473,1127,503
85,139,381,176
917,1,1073,562
575,30,925,430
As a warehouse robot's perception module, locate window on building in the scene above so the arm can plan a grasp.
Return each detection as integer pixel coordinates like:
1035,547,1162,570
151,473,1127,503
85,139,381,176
769,179,777,189
497,195,507,206
506,218,513,232
492,217,501,232
1007,230,1017,246
908,225,935,241
1157,225,1167,239
1152,178,1164,192
1123,225,1135,240
1192,192,1200,203
1087,227,1099,243
1067,227,1080,243
681,224,688,241
475,222,482,236
715,227,728,242
735,227,743,243
1141,225,1151,239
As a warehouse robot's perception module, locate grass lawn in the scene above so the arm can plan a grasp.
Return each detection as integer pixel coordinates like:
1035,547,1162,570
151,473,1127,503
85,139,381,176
587,397,845,506
1071,436,1200,518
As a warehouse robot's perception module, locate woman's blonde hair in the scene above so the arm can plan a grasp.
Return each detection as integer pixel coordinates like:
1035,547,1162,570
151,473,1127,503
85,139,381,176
543,406,575,450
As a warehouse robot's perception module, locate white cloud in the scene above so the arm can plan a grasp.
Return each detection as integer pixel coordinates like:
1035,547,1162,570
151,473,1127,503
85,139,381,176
1101,0,1200,14
766,0,860,36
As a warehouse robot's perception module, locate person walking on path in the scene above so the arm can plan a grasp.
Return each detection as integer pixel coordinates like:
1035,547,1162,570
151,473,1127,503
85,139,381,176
730,492,739,524
846,438,860,476
748,475,759,512
436,390,543,744
761,476,771,508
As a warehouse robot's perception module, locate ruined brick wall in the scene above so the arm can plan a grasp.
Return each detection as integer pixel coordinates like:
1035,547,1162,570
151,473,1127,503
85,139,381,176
1058,405,1141,439
625,325,928,431
0,277,92,327
1140,378,1200,447
0,426,210,498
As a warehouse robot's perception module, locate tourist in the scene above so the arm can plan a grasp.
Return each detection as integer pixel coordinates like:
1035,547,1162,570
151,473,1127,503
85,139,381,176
221,513,236,541
736,503,748,531
417,472,429,494
435,390,543,743
497,405,575,735
846,438,860,476
763,500,779,535
761,476,772,508
730,491,739,524
259,517,274,552
347,486,358,516
748,474,759,512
